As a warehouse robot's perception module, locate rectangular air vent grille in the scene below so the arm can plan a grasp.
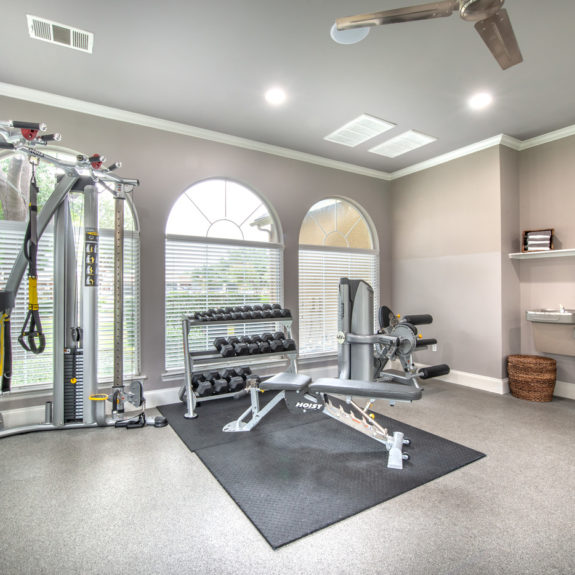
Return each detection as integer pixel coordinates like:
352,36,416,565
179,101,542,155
369,130,437,158
324,114,395,147
27,15,93,53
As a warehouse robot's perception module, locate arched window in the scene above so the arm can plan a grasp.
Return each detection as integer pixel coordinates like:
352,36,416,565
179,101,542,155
298,197,379,356
0,150,141,388
165,178,283,372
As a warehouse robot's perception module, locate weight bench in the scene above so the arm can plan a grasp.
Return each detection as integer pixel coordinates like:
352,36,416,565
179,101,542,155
223,371,426,469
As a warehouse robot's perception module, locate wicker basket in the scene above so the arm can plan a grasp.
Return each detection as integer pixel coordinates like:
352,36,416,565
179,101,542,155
507,355,556,402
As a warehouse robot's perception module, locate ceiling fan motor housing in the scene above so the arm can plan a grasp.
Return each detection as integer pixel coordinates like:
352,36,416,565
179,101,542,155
459,0,504,21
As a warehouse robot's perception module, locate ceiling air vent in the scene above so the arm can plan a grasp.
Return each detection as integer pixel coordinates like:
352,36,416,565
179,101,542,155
369,130,437,158
27,15,93,53
324,114,395,147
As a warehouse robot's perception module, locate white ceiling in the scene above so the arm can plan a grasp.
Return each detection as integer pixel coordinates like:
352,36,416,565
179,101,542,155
1,0,574,175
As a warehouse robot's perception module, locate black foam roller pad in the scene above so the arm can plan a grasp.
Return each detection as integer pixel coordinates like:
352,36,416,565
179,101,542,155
403,314,433,325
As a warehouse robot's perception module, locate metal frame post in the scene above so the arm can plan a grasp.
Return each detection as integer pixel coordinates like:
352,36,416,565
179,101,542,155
82,184,98,424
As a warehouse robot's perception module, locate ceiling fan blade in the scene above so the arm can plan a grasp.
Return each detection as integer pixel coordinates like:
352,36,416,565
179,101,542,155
336,0,458,30
474,9,523,69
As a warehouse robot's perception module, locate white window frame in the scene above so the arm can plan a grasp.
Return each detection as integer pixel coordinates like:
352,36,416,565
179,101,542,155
298,197,379,358
164,180,283,375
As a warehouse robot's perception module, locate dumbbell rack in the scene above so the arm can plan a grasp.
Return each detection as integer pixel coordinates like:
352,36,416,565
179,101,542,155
180,315,298,419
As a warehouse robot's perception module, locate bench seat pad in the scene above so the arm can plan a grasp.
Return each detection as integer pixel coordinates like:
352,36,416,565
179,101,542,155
309,378,422,401
260,372,312,392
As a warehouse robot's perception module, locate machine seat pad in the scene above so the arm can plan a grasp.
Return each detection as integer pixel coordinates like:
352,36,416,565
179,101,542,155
260,372,312,392
309,378,422,401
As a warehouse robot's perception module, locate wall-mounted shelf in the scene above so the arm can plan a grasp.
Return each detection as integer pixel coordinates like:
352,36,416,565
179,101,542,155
508,248,575,260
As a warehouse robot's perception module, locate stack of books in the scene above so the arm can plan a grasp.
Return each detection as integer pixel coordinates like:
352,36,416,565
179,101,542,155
522,229,553,252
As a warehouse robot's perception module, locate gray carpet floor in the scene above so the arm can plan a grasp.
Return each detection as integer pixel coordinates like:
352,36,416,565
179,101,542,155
0,379,574,575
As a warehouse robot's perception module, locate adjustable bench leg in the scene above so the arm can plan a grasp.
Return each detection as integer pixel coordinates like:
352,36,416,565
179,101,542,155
323,396,411,469
222,389,286,432
386,431,406,470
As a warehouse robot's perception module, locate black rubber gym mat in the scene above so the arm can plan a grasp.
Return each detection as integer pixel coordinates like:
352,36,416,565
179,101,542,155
158,393,325,452
161,399,485,549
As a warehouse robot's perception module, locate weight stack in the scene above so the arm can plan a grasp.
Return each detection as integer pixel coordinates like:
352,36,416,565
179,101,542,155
64,348,84,422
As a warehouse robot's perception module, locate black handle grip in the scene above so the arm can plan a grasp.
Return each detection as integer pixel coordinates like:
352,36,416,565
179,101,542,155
418,364,450,379
2,315,12,392
40,133,61,142
402,314,433,325
0,142,15,149
416,338,437,348
11,121,46,131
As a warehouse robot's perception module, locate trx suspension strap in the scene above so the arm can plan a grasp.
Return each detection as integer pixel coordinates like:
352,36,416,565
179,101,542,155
18,161,46,355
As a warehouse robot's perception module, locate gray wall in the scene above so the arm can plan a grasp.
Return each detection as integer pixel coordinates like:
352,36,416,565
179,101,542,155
3,94,575,399
390,146,512,379
519,135,575,386
0,95,392,393
499,146,521,374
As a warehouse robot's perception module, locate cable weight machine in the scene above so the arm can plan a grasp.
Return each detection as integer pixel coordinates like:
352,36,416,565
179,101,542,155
0,120,166,436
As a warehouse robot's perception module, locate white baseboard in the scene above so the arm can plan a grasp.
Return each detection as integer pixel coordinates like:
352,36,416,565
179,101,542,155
1,405,45,428
554,380,575,400
431,367,575,400
144,386,181,408
438,368,510,395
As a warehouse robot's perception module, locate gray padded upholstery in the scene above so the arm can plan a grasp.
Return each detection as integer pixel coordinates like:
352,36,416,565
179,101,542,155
309,378,422,401
260,372,312,392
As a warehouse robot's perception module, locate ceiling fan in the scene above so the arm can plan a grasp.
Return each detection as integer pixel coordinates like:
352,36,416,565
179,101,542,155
333,0,523,70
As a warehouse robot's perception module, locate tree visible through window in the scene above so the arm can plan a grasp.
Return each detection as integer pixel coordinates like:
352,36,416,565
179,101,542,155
164,178,283,372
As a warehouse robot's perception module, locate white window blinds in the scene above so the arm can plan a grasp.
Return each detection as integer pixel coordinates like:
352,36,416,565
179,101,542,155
0,222,141,388
298,247,379,356
0,220,54,388
165,237,283,372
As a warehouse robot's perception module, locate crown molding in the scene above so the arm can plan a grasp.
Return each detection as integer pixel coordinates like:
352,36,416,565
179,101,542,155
2,82,575,183
518,124,575,150
389,134,522,180
0,82,391,181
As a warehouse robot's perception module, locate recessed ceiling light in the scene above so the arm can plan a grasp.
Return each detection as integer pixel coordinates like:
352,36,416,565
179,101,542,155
325,114,395,147
369,130,437,158
468,92,493,110
265,87,287,106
